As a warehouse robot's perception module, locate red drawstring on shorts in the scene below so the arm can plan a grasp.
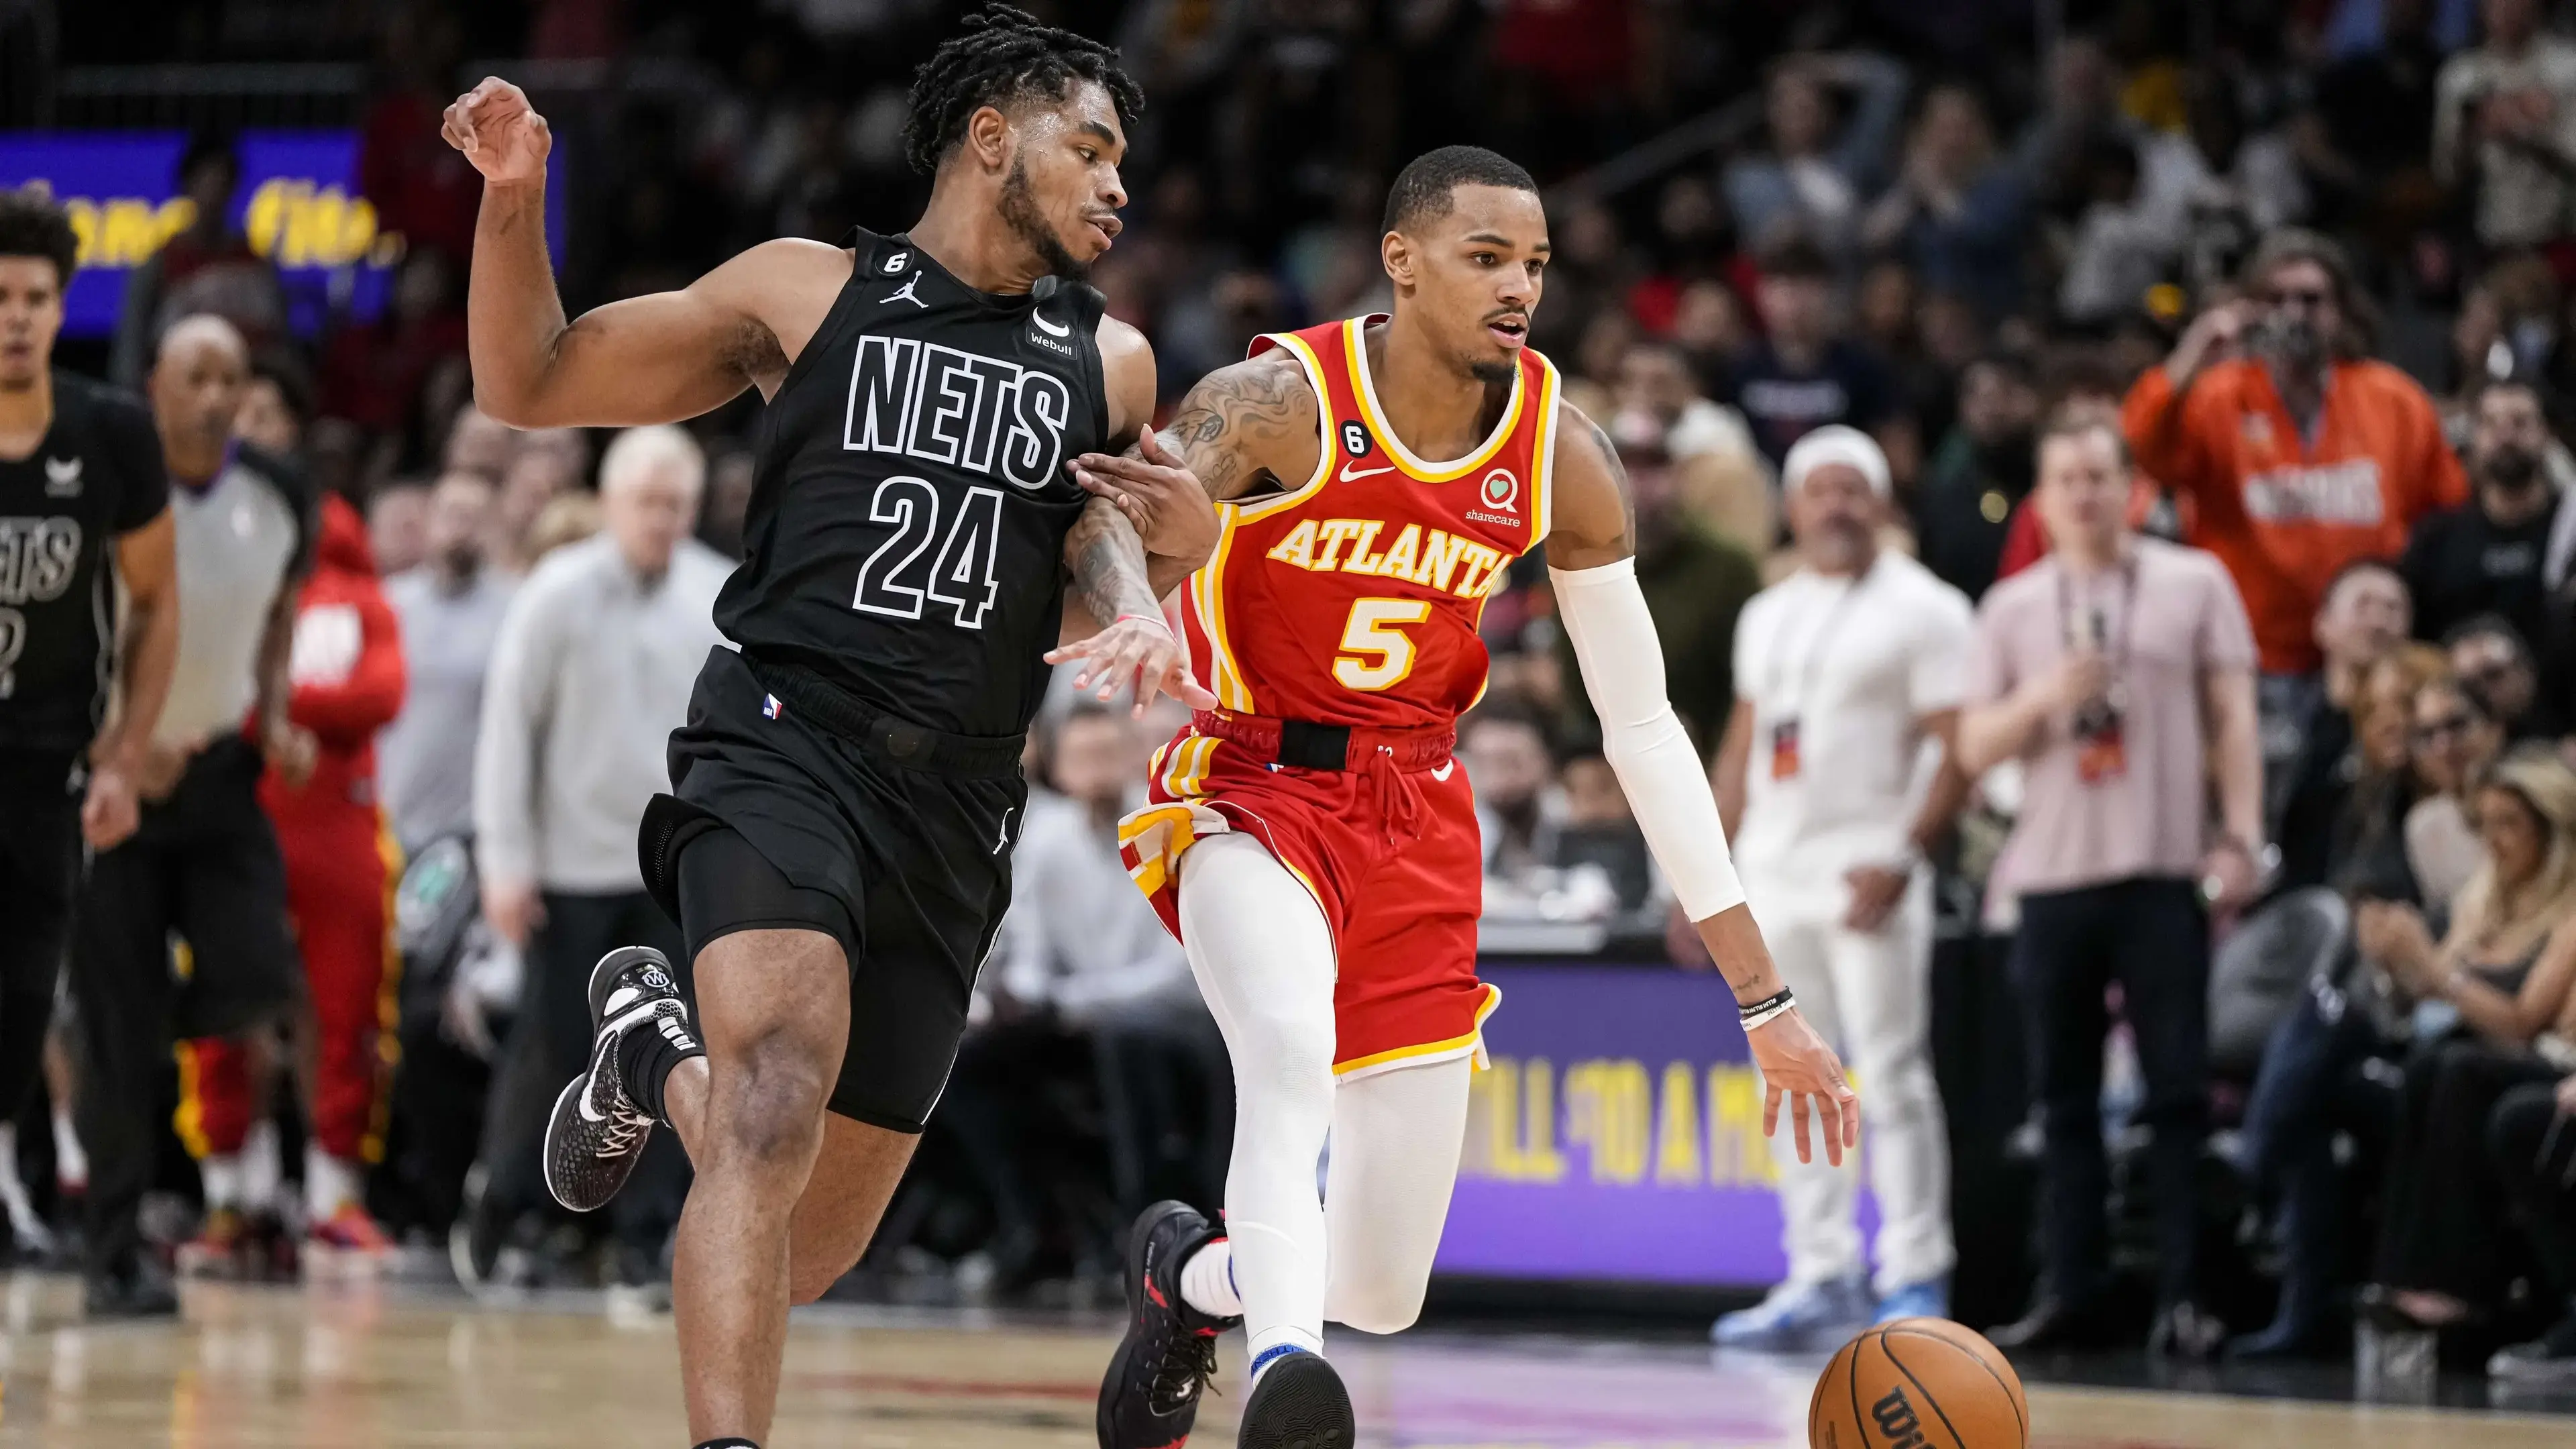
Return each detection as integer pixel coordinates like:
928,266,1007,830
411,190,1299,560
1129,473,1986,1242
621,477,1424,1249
1360,743,1424,844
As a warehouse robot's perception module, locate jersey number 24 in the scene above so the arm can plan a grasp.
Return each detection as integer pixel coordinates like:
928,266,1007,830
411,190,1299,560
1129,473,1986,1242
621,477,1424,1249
852,476,1004,630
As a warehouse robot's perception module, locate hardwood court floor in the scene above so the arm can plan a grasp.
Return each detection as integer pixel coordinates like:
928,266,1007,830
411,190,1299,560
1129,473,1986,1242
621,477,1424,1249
0,1275,2569,1448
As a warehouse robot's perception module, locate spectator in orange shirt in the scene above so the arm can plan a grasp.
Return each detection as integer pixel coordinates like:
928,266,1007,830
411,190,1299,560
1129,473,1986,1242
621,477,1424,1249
2123,229,2468,814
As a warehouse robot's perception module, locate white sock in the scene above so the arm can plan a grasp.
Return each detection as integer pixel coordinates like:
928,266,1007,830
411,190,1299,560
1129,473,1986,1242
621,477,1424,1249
1247,1327,1324,1384
1179,1238,1243,1319
0,1124,44,1246
52,1108,85,1190
1177,835,1340,1381
306,1148,360,1222
201,1153,245,1212
242,1120,282,1214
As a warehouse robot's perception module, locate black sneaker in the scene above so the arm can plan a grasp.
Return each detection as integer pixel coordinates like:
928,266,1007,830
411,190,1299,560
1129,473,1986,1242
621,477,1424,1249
543,947,696,1213
2489,1309,2576,1385
1238,1349,1353,1449
84,1255,180,1319
449,1165,508,1292
1097,1201,1235,1449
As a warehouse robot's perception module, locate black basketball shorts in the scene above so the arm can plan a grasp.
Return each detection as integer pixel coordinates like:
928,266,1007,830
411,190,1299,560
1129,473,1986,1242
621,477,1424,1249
0,749,84,999
642,648,1025,1135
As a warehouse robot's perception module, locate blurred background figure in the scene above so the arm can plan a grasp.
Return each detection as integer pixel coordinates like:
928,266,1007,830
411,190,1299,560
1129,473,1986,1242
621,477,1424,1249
990,703,1227,1239
1960,415,2261,1359
1723,52,1909,262
176,479,407,1277
109,133,286,392
76,315,309,1317
380,470,514,857
2126,233,2464,813
2355,748,2576,1340
2405,378,2567,649
460,425,727,1303
2449,613,2544,738
1914,352,2041,600
1711,427,1971,1348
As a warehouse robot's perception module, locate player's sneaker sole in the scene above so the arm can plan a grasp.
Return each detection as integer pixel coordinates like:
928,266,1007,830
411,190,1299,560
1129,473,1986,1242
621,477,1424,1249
541,947,694,1213
1237,1351,1352,1449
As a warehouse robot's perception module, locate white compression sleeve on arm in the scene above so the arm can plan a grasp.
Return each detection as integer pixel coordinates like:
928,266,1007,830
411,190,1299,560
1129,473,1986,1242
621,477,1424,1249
1550,557,1747,920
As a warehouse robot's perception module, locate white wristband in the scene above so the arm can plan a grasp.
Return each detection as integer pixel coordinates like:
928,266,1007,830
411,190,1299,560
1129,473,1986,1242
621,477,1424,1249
1739,1000,1796,1032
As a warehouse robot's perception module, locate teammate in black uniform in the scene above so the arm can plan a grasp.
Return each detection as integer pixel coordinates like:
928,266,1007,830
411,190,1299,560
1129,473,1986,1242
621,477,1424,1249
0,189,181,1269
440,8,1218,1444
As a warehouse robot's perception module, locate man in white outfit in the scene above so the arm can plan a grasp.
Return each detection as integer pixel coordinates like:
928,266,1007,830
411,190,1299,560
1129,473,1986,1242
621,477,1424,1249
1711,425,1972,1348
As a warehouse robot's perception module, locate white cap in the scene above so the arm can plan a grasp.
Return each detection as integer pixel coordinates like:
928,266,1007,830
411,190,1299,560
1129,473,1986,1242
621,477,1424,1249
1782,424,1890,500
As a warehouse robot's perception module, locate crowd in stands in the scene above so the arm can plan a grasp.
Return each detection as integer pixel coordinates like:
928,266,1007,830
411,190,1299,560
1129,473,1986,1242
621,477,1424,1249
15,0,2576,1382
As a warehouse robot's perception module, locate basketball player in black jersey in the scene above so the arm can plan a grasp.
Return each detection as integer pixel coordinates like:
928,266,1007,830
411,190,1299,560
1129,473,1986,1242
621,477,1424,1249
441,9,1217,1444
0,191,180,1287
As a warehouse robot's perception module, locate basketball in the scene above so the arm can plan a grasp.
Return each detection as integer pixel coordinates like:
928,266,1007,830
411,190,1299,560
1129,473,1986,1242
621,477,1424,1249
1808,1319,2028,1449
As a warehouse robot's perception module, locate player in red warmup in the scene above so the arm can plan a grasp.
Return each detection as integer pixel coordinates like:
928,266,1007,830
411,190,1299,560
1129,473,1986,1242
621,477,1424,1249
176,490,405,1271
1071,147,1857,1449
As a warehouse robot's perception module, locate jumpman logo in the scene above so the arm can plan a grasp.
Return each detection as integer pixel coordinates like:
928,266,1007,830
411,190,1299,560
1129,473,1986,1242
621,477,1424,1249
881,272,927,308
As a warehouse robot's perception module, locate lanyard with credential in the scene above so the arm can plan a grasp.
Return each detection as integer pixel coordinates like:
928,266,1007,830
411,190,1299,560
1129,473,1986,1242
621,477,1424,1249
1764,559,1874,780
2056,554,2139,786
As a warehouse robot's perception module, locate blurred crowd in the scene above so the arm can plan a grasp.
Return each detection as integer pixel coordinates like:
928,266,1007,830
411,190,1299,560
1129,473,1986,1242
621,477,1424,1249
11,0,2576,1381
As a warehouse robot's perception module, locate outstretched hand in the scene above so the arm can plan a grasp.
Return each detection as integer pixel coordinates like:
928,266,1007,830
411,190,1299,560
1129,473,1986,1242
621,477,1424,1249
1044,610,1219,717
1069,427,1221,572
1748,1008,1859,1167
441,76,553,185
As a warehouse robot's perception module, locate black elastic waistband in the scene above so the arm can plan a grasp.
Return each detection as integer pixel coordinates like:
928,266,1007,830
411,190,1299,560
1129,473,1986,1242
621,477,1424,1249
745,657,1024,779
1276,718,1352,771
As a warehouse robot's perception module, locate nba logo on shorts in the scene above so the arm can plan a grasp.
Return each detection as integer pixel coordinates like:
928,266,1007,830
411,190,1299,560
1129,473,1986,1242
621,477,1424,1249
1479,467,1519,515
763,694,785,719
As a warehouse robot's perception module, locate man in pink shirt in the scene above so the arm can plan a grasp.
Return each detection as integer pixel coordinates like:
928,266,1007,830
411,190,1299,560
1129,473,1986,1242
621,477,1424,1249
1958,412,2264,1360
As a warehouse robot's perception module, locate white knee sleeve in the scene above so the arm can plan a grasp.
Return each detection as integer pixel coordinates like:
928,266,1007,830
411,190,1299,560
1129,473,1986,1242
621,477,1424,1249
1177,833,1339,1358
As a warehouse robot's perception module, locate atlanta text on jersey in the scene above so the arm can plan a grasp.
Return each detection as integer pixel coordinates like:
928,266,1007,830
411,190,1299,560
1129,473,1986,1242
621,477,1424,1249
1261,517,1513,598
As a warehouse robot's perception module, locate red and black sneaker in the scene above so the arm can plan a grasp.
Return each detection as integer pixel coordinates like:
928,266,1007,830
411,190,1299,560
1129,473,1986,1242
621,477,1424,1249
1096,1201,1236,1449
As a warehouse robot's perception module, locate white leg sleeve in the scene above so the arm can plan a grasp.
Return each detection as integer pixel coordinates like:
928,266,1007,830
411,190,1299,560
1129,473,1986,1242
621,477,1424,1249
1177,833,1338,1359
1758,903,1863,1288
1827,875,1953,1293
1322,1055,1473,1334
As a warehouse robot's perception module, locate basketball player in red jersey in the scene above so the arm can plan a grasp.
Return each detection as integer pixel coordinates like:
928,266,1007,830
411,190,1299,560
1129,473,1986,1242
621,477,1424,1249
1070,148,1857,1449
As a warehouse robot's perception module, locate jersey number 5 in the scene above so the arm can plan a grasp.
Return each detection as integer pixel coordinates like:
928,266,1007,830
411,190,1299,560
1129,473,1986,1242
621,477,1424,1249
853,476,1005,630
1333,598,1433,692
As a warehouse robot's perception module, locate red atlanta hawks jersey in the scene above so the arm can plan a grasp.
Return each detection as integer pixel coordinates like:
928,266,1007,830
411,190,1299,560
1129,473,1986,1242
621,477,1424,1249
1178,314,1562,730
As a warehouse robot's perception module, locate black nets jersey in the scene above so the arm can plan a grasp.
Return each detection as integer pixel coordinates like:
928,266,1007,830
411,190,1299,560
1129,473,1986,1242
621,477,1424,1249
716,229,1108,739
0,372,170,754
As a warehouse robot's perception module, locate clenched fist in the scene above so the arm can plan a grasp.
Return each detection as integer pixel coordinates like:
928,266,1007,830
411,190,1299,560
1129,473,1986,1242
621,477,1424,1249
441,76,552,186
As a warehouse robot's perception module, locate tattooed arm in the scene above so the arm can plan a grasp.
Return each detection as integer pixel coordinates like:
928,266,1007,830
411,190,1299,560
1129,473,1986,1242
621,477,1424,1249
1051,497,1218,714
1045,319,1221,714
1058,347,1323,641
1075,349,1322,523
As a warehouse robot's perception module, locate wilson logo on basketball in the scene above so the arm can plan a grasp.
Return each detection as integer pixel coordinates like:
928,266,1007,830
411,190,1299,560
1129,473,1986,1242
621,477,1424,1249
1870,1387,1929,1449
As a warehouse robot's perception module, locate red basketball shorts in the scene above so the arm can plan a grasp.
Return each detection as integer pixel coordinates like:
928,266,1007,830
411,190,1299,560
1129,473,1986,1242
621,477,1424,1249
1119,722,1498,1079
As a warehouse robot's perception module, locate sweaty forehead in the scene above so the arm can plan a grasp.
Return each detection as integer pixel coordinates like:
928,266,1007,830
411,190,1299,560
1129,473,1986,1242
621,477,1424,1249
1010,78,1125,152
1426,184,1548,247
